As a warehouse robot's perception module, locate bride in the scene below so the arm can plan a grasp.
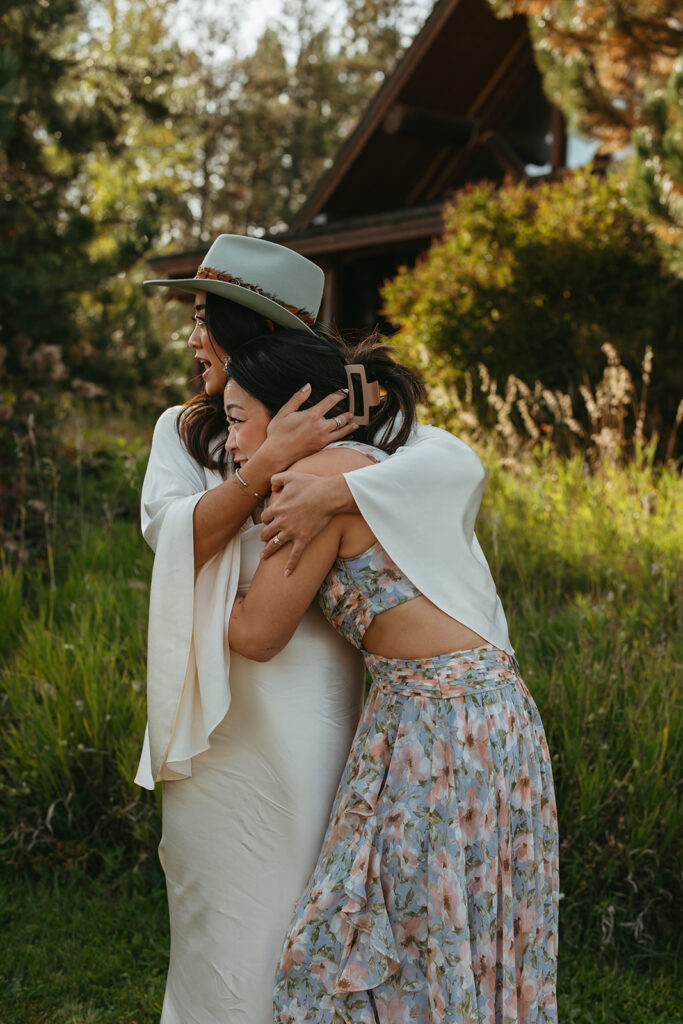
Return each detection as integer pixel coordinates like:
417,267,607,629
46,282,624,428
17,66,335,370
136,234,365,1023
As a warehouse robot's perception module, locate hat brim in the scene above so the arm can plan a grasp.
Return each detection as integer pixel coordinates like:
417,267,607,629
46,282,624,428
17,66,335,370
143,277,317,334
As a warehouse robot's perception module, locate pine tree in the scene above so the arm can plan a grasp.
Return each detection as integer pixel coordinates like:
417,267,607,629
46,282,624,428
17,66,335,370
168,0,433,236
487,1,683,266
0,0,190,474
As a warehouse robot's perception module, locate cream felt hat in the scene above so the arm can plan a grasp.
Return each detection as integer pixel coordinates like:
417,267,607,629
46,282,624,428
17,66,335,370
144,234,324,333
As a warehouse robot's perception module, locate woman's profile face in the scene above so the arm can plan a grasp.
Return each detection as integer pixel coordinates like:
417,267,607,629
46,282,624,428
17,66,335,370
188,290,228,396
224,379,271,466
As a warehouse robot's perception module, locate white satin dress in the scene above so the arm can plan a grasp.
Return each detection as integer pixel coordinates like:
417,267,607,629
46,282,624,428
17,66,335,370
135,408,365,1024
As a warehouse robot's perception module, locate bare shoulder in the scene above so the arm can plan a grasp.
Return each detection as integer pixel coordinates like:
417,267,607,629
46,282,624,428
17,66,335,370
291,446,376,477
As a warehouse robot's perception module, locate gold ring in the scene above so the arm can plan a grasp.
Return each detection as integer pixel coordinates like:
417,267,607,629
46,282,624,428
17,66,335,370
334,416,342,430
273,534,281,546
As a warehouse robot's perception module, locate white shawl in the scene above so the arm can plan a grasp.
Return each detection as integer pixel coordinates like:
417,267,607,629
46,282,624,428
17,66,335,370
344,424,512,656
135,407,240,789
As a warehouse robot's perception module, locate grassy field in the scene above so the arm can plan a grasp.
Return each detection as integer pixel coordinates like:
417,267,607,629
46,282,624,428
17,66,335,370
0,871,681,1024
1,423,681,1020
479,451,682,952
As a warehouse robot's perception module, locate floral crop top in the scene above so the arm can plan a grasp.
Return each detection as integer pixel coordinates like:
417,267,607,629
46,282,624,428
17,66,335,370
317,442,422,650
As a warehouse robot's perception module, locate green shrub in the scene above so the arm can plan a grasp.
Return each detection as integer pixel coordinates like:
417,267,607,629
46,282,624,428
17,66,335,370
382,170,683,443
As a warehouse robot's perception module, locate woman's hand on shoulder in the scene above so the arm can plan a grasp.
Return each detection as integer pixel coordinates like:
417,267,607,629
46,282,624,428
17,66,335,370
262,385,357,469
261,448,372,575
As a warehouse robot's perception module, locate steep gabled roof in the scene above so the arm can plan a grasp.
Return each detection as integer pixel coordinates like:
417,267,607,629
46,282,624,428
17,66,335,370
292,0,549,232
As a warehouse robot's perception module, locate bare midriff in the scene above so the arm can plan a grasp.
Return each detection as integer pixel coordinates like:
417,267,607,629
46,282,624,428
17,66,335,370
362,596,487,660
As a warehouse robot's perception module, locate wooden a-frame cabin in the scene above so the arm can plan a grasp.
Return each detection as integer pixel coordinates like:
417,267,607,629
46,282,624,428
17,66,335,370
148,0,568,328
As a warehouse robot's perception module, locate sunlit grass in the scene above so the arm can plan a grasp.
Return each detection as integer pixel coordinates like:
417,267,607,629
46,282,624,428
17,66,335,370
0,529,157,873
0,441,159,874
0,410,681,965
477,450,682,953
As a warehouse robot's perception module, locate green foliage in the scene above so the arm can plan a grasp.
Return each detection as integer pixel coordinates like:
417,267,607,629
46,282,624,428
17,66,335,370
382,171,683,440
486,1,683,267
0,0,189,501
628,56,683,272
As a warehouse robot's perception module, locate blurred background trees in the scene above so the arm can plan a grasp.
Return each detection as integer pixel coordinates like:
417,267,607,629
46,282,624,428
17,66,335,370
4,0,680,457
0,0,422,534
487,1,683,268
1,0,191,435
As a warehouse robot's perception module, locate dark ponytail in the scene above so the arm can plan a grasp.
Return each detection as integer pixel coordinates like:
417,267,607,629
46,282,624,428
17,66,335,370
227,327,427,455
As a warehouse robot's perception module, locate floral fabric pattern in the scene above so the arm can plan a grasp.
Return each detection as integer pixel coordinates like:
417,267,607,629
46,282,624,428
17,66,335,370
318,439,421,652
319,543,422,651
274,644,559,1024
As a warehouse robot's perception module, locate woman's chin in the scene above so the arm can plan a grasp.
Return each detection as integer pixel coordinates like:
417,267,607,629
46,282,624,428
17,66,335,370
205,374,227,397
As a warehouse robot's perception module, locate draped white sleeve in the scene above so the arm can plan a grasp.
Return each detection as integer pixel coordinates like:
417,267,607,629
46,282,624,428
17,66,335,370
343,424,513,655
135,406,240,790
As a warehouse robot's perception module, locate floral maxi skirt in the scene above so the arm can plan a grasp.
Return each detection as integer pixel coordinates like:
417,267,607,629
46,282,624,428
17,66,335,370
273,645,559,1024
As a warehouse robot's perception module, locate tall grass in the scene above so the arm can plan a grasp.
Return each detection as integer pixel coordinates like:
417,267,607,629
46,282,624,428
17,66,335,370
430,346,683,954
0,363,681,959
478,453,681,954
0,437,159,873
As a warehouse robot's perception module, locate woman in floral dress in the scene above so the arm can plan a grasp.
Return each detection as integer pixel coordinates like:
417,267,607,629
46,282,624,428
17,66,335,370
225,327,559,1024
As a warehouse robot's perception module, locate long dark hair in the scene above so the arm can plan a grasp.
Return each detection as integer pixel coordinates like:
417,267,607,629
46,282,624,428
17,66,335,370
227,327,427,454
178,292,273,475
